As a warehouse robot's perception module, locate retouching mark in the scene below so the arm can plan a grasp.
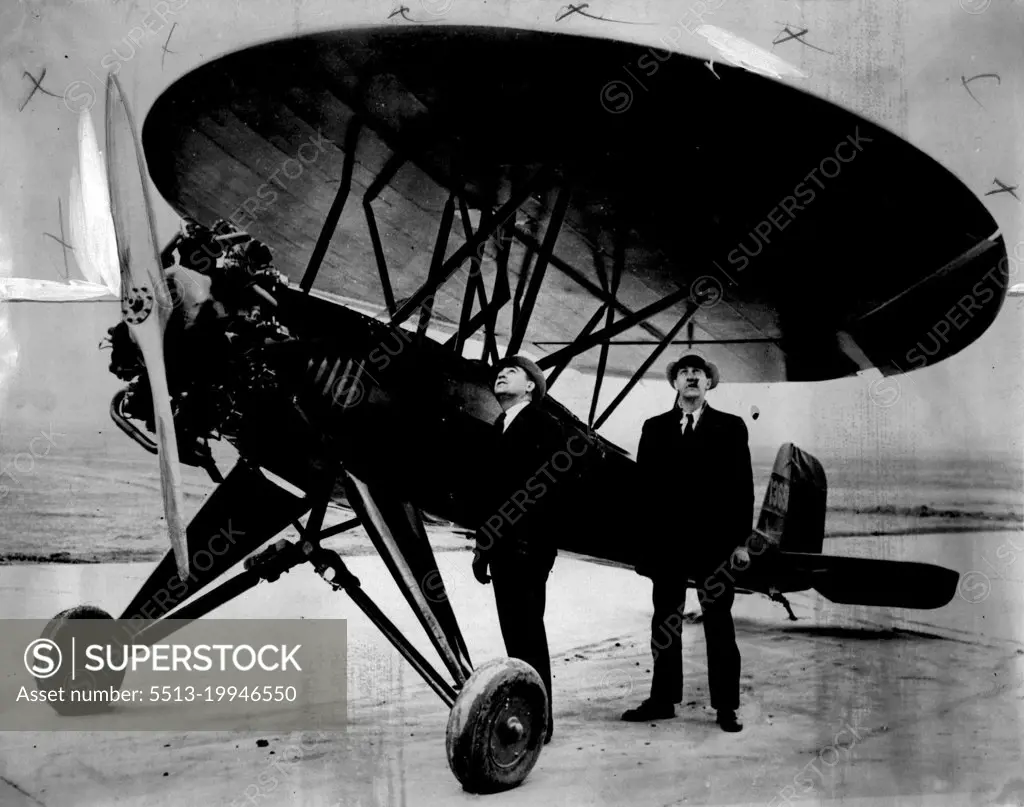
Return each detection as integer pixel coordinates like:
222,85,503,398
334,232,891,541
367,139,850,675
161,22,178,70
555,3,649,24
18,67,61,112
387,5,415,21
43,198,74,282
961,73,1001,108
0,775,47,807
43,232,74,254
984,178,1019,201
772,24,832,54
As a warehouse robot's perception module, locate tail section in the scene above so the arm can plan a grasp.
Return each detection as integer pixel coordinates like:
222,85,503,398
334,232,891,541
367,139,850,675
759,444,960,610
757,442,827,554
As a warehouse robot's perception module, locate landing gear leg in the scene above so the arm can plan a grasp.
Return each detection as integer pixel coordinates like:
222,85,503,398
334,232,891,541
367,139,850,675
769,588,798,621
306,519,546,793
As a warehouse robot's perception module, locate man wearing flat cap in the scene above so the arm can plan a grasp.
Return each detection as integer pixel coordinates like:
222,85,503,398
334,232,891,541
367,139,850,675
472,354,566,744
622,353,753,732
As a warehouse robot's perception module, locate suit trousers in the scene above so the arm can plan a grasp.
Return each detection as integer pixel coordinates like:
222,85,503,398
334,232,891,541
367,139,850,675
490,556,554,730
649,574,741,711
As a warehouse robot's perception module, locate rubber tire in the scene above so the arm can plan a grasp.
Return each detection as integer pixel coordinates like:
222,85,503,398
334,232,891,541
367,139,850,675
445,657,548,794
36,605,127,716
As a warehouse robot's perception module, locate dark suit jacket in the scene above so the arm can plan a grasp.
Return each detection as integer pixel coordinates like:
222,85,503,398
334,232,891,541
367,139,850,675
635,402,754,579
474,402,569,572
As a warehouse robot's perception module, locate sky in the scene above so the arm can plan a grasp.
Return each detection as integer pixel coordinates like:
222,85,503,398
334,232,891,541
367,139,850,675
0,0,1022,463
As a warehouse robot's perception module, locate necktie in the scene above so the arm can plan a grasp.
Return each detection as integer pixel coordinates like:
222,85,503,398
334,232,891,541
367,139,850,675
494,412,506,433
681,413,694,439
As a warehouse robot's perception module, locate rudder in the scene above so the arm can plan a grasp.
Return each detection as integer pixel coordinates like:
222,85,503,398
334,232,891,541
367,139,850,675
756,442,827,554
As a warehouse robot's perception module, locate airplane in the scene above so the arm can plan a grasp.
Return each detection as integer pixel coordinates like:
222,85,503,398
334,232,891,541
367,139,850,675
10,14,1013,795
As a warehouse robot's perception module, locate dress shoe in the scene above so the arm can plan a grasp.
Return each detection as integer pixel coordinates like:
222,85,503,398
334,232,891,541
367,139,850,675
621,699,675,721
716,709,743,732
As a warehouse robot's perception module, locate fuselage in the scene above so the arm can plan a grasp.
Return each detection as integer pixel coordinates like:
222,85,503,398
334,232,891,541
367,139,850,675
222,284,641,566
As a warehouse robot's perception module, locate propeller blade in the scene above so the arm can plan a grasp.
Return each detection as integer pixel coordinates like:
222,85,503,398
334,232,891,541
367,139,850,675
104,73,190,581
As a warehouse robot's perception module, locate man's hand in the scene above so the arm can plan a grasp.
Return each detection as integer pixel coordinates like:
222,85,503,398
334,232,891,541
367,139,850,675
472,549,491,585
731,546,750,570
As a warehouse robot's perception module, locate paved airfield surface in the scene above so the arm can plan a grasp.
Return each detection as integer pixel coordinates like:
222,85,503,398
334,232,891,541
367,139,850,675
1,532,1023,807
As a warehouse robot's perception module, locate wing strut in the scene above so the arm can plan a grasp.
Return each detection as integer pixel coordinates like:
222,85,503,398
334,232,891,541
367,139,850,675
453,201,496,360
300,118,363,295
510,226,668,344
389,170,549,329
535,284,697,372
445,220,512,361
593,304,698,429
362,151,405,315
544,302,608,392
506,184,572,356
588,224,626,426
417,192,457,336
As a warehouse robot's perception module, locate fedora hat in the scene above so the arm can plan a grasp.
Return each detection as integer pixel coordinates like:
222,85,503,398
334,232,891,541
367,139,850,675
495,355,547,401
666,353,719,390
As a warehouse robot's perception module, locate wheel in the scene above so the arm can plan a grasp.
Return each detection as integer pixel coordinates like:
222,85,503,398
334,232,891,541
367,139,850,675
445,657,548,794
36,605,128,716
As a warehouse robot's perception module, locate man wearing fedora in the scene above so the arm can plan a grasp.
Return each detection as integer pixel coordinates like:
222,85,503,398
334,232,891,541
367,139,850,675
472,354,567,744
622,353,753,732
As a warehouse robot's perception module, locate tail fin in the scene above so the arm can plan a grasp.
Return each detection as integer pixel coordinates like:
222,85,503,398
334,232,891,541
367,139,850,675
757,443,827,554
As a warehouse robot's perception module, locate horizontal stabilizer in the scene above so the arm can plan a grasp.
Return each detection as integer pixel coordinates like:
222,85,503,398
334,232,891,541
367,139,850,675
781,552,960,610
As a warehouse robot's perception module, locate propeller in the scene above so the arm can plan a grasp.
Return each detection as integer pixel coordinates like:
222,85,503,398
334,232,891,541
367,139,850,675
104,73,190,582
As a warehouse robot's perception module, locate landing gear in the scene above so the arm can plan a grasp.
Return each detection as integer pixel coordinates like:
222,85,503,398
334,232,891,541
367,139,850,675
36,605,127,716
769,588,799,621
446,658,548,794
36,455,546,790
